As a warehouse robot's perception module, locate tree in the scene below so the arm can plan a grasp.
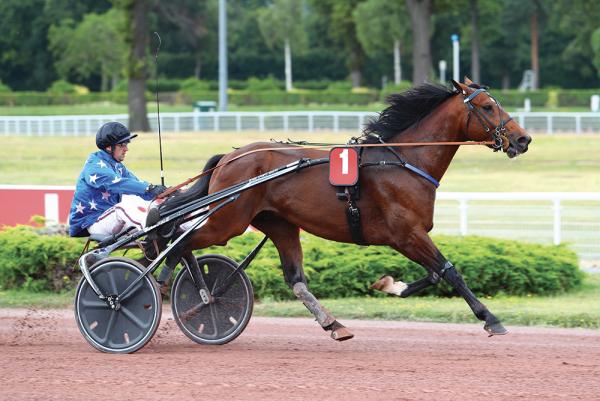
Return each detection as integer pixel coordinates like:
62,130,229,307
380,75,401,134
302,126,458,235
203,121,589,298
468,0,480,83
354,0,410,85
257,0,307,91
155,0,210,79
593,28,600,79
311,0,367,87
48,10,126,91
406,0,433,85
112,0,150,132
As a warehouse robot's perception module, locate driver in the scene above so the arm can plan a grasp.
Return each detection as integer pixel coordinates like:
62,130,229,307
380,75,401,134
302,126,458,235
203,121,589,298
68,122,167,238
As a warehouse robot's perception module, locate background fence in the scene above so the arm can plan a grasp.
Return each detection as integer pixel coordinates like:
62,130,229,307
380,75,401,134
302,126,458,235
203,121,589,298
434,192,600,261
1,186,598,261
2,111,600,135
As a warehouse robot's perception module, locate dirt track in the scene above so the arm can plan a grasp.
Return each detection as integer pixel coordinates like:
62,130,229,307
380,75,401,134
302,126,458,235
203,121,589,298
1,308,599,401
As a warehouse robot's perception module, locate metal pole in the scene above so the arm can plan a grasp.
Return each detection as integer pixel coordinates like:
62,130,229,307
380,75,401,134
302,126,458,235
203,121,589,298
218,0,228,111
451,34,460,82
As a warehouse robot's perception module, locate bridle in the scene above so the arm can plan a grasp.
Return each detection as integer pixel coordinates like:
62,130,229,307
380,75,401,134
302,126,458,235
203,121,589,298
462,87,512,152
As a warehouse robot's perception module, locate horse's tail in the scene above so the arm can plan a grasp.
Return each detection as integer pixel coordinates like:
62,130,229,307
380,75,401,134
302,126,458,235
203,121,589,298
159,154,225,213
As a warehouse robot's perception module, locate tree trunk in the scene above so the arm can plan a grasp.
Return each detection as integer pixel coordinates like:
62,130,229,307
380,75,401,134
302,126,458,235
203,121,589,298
530,11,539,89
284,38,293,92
100,69,108,93
406,0,432,85
194,52,202,79
469,0,480,83
501,72,510,90
394,39,402,84
127,0,150,132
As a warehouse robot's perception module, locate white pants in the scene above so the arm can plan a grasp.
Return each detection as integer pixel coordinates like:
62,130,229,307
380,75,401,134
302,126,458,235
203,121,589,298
88,196,151,237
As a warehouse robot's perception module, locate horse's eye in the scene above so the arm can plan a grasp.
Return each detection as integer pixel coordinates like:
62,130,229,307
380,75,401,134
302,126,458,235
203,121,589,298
482,105,494,112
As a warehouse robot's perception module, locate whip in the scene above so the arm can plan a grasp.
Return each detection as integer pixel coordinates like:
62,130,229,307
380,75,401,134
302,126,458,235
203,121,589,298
153,32,165,186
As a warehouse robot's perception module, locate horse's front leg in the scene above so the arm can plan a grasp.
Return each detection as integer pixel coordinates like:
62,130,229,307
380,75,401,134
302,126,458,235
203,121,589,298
375,231,507,336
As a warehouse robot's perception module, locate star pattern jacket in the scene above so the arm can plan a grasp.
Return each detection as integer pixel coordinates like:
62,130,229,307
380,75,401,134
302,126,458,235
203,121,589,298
68,150,152,236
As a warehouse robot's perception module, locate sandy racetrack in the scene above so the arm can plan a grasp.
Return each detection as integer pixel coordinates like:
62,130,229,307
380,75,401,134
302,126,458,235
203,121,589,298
1,308,599,401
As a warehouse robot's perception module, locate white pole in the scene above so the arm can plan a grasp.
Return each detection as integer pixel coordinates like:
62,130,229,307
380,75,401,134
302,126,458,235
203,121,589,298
439,60,447,83
451,34,460,82
393,39,401,84
284,38,293,92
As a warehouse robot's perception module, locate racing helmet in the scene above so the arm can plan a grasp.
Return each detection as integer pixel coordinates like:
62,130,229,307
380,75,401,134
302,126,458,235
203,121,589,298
95,122,138,150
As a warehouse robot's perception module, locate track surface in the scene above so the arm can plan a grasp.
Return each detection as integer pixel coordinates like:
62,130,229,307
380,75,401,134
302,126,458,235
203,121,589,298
1,308,599,401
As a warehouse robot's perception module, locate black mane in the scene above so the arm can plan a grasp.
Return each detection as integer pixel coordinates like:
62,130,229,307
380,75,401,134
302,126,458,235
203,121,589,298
362,83,457,143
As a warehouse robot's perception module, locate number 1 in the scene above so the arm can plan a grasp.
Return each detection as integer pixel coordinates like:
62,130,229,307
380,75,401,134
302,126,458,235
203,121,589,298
339,149,349,175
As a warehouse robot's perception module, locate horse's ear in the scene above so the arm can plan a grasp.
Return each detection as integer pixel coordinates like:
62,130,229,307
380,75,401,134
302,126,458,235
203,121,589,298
451,79,467,95
463,76,474,85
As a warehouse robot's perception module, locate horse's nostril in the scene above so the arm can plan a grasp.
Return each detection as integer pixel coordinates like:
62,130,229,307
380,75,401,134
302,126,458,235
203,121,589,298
517,135,532,147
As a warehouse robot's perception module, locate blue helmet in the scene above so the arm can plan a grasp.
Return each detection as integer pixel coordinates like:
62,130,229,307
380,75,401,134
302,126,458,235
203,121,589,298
95,122,138,150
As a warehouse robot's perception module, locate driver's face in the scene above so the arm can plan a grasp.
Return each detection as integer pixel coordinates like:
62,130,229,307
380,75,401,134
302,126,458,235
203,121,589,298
107,142,128,162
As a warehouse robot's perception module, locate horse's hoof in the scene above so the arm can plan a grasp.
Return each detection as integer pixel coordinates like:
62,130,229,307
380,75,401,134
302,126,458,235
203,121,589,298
484,321,508,337
370,275,407,296
331,326,354,341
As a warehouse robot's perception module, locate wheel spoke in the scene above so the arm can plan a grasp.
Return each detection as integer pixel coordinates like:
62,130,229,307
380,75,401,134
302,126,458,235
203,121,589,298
178,303,206,323
120,306,151,330
81,299,108,309
100,310,118,343
107,270,118,294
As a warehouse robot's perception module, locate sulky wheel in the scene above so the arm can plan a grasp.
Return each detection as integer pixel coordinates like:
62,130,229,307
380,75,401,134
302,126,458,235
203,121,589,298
171,254,253,345
74,257,162,354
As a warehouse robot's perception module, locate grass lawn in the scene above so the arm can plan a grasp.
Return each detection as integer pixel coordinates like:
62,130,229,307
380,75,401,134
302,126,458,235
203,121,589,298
2,133,599,192
2,274,599,329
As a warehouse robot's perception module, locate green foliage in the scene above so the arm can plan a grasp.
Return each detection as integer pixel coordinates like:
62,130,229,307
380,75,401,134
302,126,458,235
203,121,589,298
208,233,582,300
380,81,413,100
557,89,600,107
179,78,212,92
590,28,600,79
245,76,285,91
353,0,409,57
493,90,549,108
0,226,83,292
256,0,307,52
48,9,126,91
0,81,11,92
0,227,581,298
47,80,79,94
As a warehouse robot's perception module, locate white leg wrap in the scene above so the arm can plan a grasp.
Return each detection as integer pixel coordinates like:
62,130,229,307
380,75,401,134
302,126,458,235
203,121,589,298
371,275,408,296
292,282,336,327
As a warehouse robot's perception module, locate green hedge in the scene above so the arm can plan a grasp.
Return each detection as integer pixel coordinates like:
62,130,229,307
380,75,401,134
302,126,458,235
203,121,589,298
0,86,597,107
206,233,581,299
557,90,600,107
0,227,581,297
0,226,84,292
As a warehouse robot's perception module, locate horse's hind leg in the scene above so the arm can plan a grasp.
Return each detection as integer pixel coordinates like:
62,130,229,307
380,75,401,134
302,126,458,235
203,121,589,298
252,214,354,341
379,231,507,336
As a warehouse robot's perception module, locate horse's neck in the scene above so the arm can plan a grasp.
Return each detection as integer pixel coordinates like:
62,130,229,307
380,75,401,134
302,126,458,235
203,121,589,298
389,97,465,182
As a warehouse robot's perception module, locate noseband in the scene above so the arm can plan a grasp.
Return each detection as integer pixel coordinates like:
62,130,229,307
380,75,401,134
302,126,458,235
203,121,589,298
462,88,512,152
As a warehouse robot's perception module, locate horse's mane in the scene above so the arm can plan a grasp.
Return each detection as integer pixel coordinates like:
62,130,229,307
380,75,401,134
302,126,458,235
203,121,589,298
362,83,457,143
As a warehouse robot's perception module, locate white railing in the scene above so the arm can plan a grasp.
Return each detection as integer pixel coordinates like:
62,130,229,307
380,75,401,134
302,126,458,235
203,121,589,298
433,192,600,261
1,185,599,261
1,111,599,135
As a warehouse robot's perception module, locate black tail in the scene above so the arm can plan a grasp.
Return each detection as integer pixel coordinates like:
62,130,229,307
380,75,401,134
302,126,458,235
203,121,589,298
159,154,225,213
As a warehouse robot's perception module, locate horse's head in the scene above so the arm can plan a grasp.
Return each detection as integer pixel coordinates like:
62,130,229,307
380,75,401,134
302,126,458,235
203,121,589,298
451,78,531,158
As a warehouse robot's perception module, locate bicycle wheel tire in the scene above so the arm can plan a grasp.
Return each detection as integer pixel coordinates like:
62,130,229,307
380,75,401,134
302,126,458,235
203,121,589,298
74,257,162,353
171,254,253,345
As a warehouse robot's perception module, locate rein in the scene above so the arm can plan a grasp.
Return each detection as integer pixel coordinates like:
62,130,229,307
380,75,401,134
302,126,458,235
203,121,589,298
157,139,494,198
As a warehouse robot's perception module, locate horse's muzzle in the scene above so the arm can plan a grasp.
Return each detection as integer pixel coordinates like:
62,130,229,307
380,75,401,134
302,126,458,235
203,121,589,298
506,133,532,158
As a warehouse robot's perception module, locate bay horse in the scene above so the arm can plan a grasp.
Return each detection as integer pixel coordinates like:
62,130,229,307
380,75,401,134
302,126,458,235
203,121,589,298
160,78,531,341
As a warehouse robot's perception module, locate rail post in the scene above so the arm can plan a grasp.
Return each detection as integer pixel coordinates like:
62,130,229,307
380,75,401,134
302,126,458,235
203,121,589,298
553,199,561,245
459,199,468,236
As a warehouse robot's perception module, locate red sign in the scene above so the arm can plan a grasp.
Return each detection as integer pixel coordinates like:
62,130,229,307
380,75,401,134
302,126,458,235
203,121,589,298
329,147,359,186
0,185,74,227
